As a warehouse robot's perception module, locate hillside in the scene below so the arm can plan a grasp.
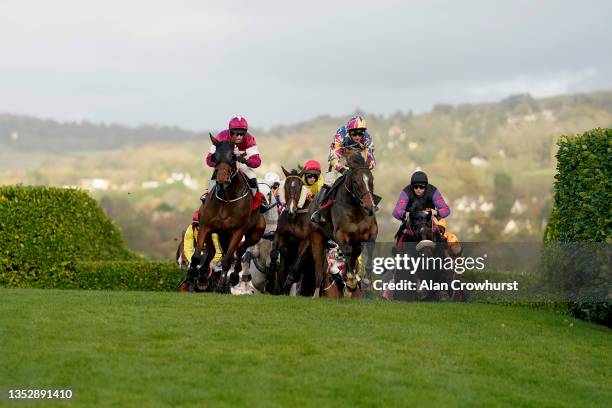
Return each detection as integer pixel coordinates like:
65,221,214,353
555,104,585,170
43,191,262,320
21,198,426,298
0,114,207,153
1,91,611,258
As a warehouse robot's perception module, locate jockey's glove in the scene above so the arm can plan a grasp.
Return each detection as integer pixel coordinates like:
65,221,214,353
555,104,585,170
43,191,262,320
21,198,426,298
237,153,248,164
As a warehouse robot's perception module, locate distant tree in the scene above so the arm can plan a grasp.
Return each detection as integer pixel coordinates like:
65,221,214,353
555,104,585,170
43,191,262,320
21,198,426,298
433,104,454,115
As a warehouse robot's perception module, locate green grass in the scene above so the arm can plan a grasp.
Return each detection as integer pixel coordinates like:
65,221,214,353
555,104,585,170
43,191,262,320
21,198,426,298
0,289,610,407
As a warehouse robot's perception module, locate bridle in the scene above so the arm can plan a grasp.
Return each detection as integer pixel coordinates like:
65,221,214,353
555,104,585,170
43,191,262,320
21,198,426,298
411,211,437,237
214,160,250,203
282,174,309,214
344,167,375,215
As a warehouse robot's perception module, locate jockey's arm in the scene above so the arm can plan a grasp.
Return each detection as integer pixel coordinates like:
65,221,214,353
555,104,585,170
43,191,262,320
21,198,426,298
392,190,409,221
432,189,451,218
245,145,261,168
205,149,216,168
331,133,346,171
364,132,376,163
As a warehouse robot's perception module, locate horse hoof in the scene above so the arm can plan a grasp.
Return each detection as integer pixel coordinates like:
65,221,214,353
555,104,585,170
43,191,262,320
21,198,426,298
196,278,209,292
229,272,240,287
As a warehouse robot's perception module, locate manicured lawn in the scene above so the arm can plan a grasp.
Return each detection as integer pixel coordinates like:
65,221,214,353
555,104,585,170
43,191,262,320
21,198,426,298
0,289,610,407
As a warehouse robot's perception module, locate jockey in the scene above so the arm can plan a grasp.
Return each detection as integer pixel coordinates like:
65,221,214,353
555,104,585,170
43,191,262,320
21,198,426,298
392,171,453,241
301,159,323,200
203,115,262,201
260,171,282,213
182,211,200,265
435,218,463,256
311,115,376,225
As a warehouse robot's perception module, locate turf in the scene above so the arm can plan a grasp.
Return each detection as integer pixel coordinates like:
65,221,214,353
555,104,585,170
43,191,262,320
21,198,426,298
0,289,610,407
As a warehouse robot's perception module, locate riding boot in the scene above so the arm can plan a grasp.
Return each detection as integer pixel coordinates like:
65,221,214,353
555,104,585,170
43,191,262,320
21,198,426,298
248,177,269,213
310,185,329,225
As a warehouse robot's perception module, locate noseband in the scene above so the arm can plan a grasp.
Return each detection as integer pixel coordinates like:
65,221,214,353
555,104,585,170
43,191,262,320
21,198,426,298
214,162,249,203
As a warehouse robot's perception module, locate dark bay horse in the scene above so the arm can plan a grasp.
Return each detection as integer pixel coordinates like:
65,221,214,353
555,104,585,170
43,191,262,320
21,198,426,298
187,134,266,292
395,209,454,301
309,153,378,297
270,167,314,295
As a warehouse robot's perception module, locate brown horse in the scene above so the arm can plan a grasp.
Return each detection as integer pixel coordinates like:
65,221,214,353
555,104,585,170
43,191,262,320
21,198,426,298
270,166,314,295
187,134,266,292
309,152,378,297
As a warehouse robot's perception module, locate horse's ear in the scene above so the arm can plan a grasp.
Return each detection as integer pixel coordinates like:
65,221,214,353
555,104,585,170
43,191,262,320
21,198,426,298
298,169,304,178
281,166,290,177
209,133,218,146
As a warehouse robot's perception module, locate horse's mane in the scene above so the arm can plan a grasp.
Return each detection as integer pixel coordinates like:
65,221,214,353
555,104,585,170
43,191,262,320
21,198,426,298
347,152,366,169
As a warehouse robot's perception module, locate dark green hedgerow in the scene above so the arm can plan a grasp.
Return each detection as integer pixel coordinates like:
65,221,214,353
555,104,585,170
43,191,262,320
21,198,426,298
0,186,184,291
0,186,133,269
544,128,611,326
0,261,183,291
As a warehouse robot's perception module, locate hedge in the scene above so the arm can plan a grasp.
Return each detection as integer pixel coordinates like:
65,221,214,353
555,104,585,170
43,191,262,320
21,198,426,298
0,186,185,291
543,128,611,326
0,261,184,291
0,186,133,275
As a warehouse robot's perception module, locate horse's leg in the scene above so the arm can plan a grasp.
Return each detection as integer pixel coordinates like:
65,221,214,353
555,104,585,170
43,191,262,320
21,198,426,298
337,242,354,296
282,240,309,295
188,223,209,283
268,240,281,294
220,228,247,290
233,215,265,285
310,229,326,298
363,234,377,281
198,233,217,291
269,234,284,294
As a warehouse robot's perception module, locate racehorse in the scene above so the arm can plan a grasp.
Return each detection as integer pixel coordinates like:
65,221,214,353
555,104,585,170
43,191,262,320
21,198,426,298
187,134,266,292
395,208,453,301
270,167,314,295
309,152,378,297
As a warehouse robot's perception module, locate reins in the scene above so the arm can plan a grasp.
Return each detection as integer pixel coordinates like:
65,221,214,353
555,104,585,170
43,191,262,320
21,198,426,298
343,167,374,212
214,167,250,203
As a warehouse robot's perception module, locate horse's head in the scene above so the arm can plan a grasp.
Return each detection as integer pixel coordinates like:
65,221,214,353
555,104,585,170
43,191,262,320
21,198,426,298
210,133,237,190
281,166,304,220
409,208,434,242
345,152,376,216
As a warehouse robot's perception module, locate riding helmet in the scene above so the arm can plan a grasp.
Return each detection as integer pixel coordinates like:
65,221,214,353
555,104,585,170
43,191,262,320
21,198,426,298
303,160,321,175
410,171,428,186
228,115,248,130
347,115,367,131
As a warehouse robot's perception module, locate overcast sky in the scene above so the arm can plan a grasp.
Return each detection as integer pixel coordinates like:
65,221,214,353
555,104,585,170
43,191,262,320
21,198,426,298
1,0,611,129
